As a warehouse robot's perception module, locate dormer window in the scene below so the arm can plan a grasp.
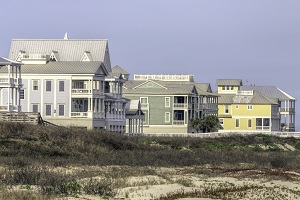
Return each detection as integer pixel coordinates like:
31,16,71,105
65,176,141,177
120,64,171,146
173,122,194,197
50,51,60,61
81,51,92,61
16,51,25,61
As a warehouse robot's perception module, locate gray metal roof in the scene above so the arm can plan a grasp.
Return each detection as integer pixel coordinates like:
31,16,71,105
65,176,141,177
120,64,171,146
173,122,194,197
0,61,107,75
218,91,278,105
216,79,243,86
123,80,198,95
241,86,296,101
112,65,129,75
123,80,219,96
0,56,22,66
9,39,111,71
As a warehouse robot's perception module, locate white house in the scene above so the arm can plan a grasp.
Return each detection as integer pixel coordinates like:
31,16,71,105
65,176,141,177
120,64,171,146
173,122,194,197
0,36,128,131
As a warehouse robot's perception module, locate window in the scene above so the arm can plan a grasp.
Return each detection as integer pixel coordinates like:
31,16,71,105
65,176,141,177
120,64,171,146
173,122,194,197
19,89,25,100
235,119,240,128
33,80,39,91
59,81,65,92
235,105,239,109
225,105,229,114
165,112,170,123
247,105,253,110
140,97,148,104
45,105,51,116
222,86,225,90
32,104,39,113
231,86,234,90
165,97,170,107
248,119,252,128
256,118,262,126
226,86,230,90
219,118,224,125
58,105,65,116
46,81,52,91
263,118,270,126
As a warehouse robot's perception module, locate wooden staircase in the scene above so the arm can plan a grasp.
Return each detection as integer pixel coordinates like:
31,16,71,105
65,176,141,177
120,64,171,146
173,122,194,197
0,111,58,126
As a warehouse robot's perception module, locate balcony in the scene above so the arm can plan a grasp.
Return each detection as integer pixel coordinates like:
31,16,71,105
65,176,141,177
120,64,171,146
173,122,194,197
0,78,14,86
280,108,295,113
71,112,88,118
256,126,270,131
71,89,104,95
173,103,188,109
173,120,185,125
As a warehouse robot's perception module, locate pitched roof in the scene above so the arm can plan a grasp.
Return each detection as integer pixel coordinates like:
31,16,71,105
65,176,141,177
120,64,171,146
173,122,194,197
123,80,198,95
112,65,129,75
0,57,22,66
216,79,243,86
9,39,111,71
0,61,107,75
218,91,278,105
241,86,296,101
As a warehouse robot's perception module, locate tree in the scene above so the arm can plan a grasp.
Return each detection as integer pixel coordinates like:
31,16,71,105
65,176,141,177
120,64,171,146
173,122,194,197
189,115,220,133
203,115,220,132
189,118,203,133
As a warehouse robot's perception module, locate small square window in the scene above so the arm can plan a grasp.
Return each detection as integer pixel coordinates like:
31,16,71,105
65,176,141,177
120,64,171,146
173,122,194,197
33,80,39,91
248,105,253,110
219,118,224,125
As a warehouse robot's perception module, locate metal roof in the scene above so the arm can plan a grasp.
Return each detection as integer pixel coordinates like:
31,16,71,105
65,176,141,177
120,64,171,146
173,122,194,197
124,80,216,96
9,39,111,71
112,65,129,75
0,56,22,66
0,61,107,75
241,86,296,101
218,91,278,105
216,79,243,86
123,80,198,95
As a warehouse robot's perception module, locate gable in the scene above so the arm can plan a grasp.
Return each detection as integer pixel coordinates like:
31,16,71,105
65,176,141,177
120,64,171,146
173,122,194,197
133,80,167,89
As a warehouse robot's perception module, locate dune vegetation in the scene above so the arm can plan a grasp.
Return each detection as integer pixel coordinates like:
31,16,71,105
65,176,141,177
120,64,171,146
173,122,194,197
0,122,299,199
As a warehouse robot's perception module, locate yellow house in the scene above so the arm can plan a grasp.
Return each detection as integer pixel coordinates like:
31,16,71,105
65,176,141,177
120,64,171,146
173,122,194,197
216,79,281,132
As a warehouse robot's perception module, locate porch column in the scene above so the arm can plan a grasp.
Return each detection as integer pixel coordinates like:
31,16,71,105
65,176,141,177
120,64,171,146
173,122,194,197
141,119,144,134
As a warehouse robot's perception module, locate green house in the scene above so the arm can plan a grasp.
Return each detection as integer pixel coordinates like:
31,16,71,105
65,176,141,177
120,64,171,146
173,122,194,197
123,74,218,134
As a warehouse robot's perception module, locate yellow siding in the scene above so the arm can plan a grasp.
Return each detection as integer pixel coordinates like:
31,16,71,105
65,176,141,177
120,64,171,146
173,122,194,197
219,104,272,131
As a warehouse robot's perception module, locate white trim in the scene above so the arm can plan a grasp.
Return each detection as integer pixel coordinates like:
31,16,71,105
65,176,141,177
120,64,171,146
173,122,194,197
133,80,168,90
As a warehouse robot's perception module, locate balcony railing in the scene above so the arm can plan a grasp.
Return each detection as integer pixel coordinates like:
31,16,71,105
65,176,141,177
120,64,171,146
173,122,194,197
71,112,88,118
173,120,185,125
280,108,295,113
0,78,14,85
173,103,188,109
71,89,104,95
256,126,270,130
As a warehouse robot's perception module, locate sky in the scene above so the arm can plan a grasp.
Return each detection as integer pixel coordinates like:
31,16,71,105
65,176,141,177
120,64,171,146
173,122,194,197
1,0,299,131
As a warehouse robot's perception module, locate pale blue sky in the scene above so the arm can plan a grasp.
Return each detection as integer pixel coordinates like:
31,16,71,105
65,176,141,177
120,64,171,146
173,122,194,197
1,0,299,130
